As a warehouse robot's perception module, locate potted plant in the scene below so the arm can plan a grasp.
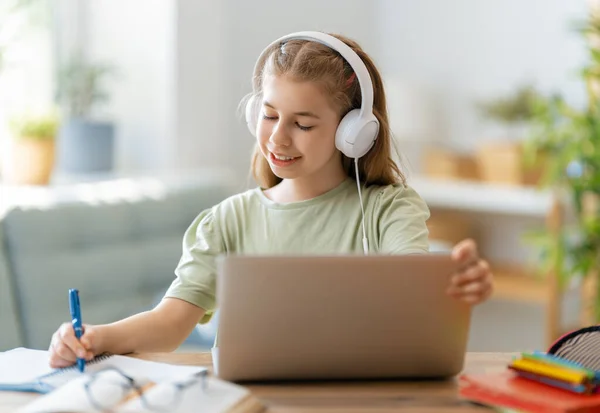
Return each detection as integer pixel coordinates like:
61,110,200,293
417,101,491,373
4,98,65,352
7,109,60,185
524,10,600,324
476,84,540,127
474,85,545,186
55,53,116,173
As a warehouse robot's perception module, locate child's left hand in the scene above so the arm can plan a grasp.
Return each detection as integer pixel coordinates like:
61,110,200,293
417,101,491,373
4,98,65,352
446,239,493,305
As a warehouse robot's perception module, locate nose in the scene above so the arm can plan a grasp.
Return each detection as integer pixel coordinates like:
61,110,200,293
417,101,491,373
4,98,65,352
269,123,291,147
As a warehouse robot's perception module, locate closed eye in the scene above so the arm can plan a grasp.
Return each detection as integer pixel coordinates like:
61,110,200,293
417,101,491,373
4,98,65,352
296,123,313,131
262,114,314,132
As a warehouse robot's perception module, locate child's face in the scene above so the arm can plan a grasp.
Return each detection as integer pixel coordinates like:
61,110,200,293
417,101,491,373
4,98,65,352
257,75,342,182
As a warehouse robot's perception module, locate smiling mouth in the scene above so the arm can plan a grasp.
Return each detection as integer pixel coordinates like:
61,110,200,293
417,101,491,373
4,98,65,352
272,153,298,161
269,152,301,166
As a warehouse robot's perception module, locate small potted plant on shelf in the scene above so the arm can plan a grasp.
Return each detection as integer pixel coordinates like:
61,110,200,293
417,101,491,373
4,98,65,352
474,84,545,186
8,108,60,185
55,52,117,173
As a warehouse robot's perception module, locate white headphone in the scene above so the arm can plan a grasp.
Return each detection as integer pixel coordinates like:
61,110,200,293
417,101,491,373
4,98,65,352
245,31,380,159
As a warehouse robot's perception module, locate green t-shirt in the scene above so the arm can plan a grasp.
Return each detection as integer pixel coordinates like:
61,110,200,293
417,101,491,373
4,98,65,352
164,177,430,323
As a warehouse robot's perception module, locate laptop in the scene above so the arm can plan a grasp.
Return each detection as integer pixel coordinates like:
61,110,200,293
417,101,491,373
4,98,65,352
213,253,471,382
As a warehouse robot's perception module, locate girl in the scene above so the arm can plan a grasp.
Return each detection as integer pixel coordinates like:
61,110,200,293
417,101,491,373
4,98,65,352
49,31,493,368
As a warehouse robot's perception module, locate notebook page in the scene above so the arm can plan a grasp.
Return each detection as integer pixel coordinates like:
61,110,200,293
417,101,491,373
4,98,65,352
0,348,206,392
0,348,55,384
18,375,107,413
42,354,206,389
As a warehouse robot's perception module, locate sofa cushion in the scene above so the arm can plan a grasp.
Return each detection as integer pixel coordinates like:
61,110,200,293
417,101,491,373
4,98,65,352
0,225,24,349
2,177,235,349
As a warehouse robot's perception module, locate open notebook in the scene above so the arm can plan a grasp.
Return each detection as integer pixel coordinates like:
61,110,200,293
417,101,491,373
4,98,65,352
0,347,204,393
1,348,264,413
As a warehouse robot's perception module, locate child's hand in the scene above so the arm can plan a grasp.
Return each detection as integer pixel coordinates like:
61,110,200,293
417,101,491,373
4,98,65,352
49,322,102,368
446,239,494,305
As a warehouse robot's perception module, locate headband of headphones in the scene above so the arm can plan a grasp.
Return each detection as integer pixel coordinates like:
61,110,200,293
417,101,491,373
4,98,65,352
251,31,375,118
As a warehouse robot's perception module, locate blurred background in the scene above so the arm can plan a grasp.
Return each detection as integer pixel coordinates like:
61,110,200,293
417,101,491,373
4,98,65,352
1,0,599,353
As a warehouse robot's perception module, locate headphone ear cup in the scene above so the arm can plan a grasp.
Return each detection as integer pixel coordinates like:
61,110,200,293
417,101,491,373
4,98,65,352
335,110,379,158
245,95,259,137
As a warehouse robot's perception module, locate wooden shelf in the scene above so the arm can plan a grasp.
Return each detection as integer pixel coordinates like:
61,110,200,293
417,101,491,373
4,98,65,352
491,263,550,304
410,176,567,346
408,176,553,217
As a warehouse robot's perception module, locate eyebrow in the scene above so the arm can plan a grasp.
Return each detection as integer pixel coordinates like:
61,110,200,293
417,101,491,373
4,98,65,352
264,101,320,119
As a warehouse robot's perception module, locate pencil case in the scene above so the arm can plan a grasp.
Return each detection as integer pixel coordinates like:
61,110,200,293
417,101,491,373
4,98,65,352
548,325,600,372
506,326,600,395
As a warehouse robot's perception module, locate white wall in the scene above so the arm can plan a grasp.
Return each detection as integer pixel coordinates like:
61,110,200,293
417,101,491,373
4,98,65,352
85,0,175,172
174,1,225,172
175,0,376,184
78,0,376,181
77,1,590,182
375,0,588,158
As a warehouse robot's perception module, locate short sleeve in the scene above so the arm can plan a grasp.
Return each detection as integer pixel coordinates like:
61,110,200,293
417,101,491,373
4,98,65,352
164,207,224,324
375,184,430,254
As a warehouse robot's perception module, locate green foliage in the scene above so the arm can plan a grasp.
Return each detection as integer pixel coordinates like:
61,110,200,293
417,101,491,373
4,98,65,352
55,53,116,118
9,109,60,140
524,14,600,320
476,84,543,124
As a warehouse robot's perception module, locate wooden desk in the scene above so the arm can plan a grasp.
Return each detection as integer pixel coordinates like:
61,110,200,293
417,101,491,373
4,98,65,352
1,352,515,413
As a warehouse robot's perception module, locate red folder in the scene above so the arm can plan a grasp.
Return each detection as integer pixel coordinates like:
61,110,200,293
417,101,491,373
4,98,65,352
459,370,600,413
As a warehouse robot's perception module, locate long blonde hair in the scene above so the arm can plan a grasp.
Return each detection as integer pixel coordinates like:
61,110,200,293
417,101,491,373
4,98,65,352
246,33,405,189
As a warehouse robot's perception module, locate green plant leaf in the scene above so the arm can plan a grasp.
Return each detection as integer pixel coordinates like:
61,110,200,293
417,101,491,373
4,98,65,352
475,84,542,124
9,109,60,140
522,13,600,311
55,52,117,118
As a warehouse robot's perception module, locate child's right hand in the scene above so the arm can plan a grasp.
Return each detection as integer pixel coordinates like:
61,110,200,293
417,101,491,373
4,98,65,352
48,322,102,368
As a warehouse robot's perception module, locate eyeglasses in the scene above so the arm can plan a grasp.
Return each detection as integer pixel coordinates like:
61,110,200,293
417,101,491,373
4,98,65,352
83,366,209,412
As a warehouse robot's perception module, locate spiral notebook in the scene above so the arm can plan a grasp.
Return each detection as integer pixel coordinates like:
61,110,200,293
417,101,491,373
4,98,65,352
0,347,205,393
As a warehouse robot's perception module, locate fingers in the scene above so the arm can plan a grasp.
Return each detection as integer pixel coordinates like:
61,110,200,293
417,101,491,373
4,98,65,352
49,323,76,368
447,258,494,306
451,238,478,266
448,239,494,305
449,260,490,288
80,325,97,352
456,292,490,305
48,322,96,368
60,322,88,357
448,275,491,296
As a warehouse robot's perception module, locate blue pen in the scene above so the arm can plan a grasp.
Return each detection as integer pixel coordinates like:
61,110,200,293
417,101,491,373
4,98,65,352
69,289,85,372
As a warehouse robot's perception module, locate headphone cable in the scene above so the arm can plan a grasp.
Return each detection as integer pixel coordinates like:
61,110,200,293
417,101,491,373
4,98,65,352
354,157,369,255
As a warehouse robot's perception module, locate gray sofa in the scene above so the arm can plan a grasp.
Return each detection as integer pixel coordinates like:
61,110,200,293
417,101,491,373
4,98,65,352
0,172,237,351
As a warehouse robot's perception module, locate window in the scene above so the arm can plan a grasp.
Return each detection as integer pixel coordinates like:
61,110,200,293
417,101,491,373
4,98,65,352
0,0,54,181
